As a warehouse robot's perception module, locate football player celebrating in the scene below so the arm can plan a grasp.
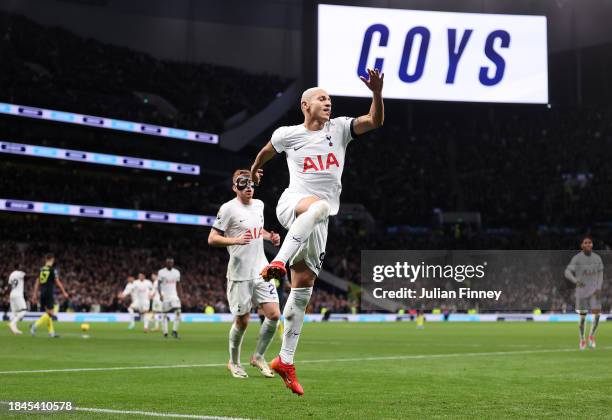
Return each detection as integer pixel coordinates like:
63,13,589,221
209,169,282,379
250,68,384,394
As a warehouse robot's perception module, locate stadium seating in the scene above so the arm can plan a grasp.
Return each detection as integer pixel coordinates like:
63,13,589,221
2,12,612,315
0,214,351,314
0,12,290,132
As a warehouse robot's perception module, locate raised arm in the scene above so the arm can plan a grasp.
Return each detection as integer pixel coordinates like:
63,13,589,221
250,142,277,185
353,68,385,136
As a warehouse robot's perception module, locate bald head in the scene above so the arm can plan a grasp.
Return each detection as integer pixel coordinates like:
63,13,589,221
300,87,331,123
301,87,327,103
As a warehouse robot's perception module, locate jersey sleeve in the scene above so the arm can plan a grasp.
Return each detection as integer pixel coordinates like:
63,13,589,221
212,203,232,233
122,283,134,295
270,126,287,153
336,116,356,147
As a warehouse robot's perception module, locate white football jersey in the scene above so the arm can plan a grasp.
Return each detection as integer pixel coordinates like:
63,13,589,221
566,251,604,298
157,268,181,300
132,279,153,302
8,270,25,297
270,116,355,215
213,198,269,281
122,282,136,299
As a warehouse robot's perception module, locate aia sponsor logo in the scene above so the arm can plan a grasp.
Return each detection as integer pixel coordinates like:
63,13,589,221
303,153,339,172
581,269,599,277
246,227,264,239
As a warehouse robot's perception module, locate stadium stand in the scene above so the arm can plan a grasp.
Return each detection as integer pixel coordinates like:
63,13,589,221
2,12,612,315
0,12,290,132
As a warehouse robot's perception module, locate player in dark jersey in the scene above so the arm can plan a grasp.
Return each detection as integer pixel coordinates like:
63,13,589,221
30,254,69,338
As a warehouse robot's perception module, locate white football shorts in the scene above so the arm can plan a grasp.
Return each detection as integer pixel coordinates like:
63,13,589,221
10,294,27,313
152,298,163,313
162,296,181,312
130,300,151,313
227,277,279,316
276,189,329,276
575,293,602,313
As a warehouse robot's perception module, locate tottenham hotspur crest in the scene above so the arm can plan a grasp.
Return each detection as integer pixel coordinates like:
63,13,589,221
326,134,333,147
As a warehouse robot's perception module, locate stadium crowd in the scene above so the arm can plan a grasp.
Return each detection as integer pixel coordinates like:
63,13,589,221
336,105,612,228
2,211,610,315
0,216,353,314
5,105,612,228
4,103,612,314
2,12,612,315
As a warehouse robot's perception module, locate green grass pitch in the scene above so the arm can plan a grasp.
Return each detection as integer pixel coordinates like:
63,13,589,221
0,321,611,419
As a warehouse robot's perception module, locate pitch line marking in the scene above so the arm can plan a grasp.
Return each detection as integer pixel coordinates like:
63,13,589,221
0,403,250,420
0,346,608,375
75,407,251,420
0,362,226,374
299,346,611,363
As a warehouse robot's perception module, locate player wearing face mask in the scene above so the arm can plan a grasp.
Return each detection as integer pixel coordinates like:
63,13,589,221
208,169,282,379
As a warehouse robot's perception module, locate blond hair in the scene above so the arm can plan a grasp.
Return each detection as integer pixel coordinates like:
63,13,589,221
232,169,250,183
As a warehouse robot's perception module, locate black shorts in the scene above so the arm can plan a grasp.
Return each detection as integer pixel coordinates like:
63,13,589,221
40,292,54,311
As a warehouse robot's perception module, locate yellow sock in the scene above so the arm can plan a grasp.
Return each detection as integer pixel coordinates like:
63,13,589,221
47,316,55,335
35,313,49,328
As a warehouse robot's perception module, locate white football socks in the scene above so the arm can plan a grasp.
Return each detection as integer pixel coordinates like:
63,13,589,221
255,318,278,358
143,313,150,330
279,287,313,364
275,201,330,263
229,323,246,365
173,312,181,332
127,306,135,327
12,310,26,325
590,314,600,337
162,314,169,335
